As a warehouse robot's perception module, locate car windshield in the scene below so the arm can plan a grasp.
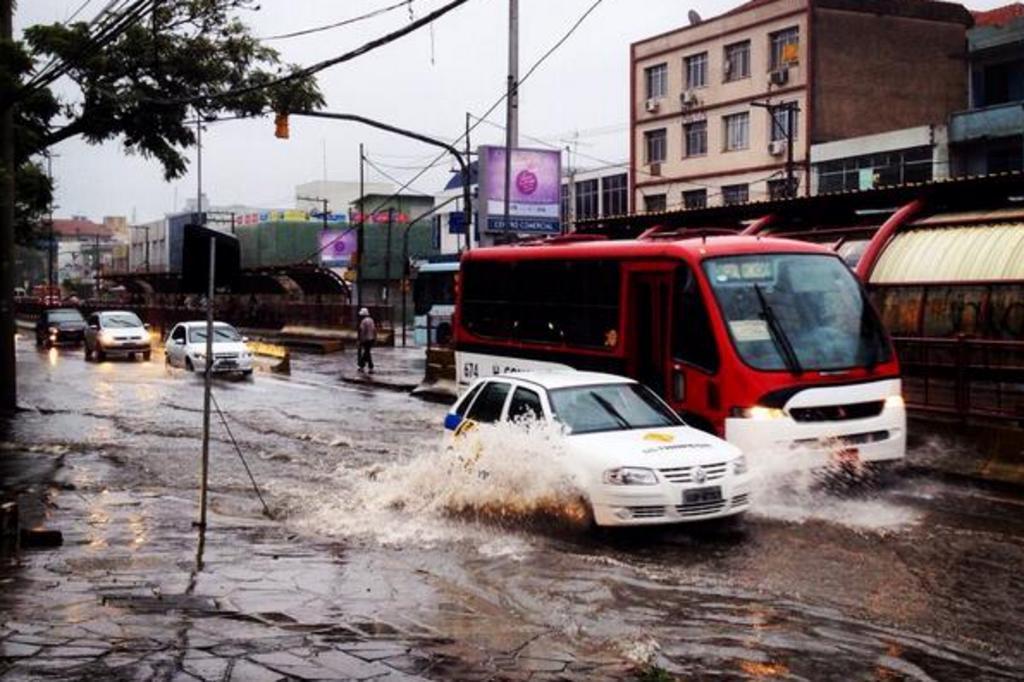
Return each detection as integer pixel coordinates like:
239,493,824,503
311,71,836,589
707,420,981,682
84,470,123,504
548,383,683,435
47,310,84,323
189,325,242,343
703,253,892,372
101,313,143,328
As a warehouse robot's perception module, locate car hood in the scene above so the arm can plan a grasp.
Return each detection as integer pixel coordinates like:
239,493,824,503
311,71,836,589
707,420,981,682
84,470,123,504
566,425,742,470
186,341,248,354
102,326,147,336
52,320,85,330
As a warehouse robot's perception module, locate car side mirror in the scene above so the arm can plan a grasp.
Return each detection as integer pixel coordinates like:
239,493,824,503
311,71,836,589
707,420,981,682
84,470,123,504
88,324,99,330
174,338,185,345
242,336,250,343
143,323,151,330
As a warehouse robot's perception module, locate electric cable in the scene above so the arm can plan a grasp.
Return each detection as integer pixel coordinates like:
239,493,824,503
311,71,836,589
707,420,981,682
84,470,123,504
259,0,415,41
210,390,274,519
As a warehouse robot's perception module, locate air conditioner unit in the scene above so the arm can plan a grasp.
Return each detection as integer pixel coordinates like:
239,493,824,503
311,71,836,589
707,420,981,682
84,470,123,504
680,90,699,108
649,162,662,176
770,68,789,86
645,98,661,113
723,59,734,78
768,140,787,156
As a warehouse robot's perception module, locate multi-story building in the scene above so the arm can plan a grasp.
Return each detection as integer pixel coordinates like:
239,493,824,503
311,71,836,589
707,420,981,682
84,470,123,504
950,3,1024,175
630,0,972,211
561,165,631,229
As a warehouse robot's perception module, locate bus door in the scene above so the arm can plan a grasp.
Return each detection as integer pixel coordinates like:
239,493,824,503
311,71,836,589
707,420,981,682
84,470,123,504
627,270,672,397
669,265,723,434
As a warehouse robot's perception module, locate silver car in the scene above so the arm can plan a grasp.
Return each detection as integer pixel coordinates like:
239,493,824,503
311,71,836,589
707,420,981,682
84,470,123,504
84,311,153,362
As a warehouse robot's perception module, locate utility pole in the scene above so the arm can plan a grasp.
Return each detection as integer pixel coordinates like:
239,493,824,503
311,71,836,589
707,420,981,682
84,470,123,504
297,195,329,234
751,100,800,198
47,155,56,288
465,112,472,251
502,0,519,237
1,0,17,412
94,232,101,298
384,207,394,309
195,107,203,224
357,143,365,310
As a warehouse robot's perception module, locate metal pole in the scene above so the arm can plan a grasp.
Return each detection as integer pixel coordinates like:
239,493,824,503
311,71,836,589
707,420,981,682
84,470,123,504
47,155,54,287
195,108,202,224
144,226,150,272
94,232,100,297
230,212,236,236
465,112,472,251
198,236,216,529
507,0,519,147
357,143,364,310
0,0,17,412
385,207,393,313
785,102,795,198
402,225,410,348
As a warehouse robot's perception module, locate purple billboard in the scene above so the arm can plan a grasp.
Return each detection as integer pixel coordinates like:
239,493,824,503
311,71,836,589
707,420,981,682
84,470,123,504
478,146,561,234
319,230,357,267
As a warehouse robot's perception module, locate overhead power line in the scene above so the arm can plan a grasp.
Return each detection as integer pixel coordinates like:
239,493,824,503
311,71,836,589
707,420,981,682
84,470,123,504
260,0,416,41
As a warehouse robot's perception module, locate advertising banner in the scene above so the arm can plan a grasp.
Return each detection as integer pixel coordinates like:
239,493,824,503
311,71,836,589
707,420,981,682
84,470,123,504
319,230,357,266
478,146,561,234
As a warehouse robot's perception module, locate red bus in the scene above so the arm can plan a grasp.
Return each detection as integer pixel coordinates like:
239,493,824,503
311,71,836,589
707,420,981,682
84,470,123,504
454,235,906,465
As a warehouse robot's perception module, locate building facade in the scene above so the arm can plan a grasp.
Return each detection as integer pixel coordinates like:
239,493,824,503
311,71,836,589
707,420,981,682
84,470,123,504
630,0,972,211
561,165,631,229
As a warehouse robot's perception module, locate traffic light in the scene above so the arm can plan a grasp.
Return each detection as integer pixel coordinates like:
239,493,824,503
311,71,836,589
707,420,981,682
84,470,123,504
274,112,289,139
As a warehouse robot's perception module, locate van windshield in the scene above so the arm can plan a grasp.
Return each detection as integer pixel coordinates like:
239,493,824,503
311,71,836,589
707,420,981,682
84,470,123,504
549,383,683,435
703,253,891,372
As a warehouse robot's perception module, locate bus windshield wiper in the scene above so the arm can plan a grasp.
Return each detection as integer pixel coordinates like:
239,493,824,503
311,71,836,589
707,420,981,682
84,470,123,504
753,284,803,375
591,393,631,430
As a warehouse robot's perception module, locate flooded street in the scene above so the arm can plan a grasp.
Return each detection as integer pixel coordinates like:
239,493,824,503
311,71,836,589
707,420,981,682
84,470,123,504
3,338,1023,680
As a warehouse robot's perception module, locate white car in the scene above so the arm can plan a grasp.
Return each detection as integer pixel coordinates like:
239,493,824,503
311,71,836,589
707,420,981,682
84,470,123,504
165,321,254,376
445,372,751,527
84,310,152,361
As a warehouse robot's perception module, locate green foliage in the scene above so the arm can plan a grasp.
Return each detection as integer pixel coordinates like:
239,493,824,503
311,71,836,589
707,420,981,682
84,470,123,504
3,0,324,240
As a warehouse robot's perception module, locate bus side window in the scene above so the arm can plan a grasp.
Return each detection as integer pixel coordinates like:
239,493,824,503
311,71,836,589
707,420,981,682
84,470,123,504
507,387,543,423
674,266,720,374
455,382,486,417
466,381,511,424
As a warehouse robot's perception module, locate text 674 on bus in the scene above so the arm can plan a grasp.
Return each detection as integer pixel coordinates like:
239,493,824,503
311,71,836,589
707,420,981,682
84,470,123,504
453,235,906,466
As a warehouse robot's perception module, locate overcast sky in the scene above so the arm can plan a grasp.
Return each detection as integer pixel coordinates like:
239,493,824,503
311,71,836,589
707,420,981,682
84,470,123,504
17,0,1007,224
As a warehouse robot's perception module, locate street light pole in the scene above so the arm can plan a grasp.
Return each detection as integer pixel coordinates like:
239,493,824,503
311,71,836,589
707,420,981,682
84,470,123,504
752,100,800,198
1,0,18,412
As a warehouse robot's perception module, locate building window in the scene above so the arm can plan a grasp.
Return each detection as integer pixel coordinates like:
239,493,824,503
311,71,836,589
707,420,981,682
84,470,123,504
645,63,667,99
683,189,707,209
683,120,707,157
767,178,795,199
644,194,667,212
723,41,750,81
817,146,933,194
722,184,749,206
769,27,800,70
645,129,667,164
575,179,599,221
684,52,707,89
601,173,628,217
770,102,799,142
560,183,571,223
723,113,749,151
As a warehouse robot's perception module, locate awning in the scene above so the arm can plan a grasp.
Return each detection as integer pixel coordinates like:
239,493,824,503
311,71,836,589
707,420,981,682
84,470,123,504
870,221,1024,284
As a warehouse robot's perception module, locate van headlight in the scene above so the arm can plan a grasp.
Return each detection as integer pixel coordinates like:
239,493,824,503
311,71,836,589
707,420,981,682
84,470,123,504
603,467,658,486
733,454,748,475
731,406,785,420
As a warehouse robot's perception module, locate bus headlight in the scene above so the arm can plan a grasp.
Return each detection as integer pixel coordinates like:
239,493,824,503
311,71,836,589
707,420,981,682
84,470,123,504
885,394,905,410
603,467,658,486
731,406,785,420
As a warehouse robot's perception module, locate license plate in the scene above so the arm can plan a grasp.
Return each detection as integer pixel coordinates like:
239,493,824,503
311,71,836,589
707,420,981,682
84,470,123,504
219,361,237,368
834,448,860,465
683,486,722,505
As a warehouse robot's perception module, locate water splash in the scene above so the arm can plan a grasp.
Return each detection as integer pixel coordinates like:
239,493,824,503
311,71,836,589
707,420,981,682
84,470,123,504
747,442,921,531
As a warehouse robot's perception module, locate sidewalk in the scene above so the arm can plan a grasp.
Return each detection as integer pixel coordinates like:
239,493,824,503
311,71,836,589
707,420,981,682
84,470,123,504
337,346,427,393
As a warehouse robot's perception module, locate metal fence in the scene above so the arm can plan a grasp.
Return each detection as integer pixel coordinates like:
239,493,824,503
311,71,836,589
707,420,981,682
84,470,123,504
893,336,1024,422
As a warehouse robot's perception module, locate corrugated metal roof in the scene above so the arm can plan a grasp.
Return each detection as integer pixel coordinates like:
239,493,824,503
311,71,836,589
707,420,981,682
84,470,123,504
870,223,1024,284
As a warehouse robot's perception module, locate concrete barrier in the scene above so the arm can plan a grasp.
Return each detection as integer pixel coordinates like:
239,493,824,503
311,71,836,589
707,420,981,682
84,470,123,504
907,416,1024,489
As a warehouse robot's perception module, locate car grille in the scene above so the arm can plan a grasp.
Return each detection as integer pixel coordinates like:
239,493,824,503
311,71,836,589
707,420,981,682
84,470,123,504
627,505,666,519
214,353,239,360
674,499,727,517
659,462,728,484
789,401,885,422
731,493,750,508
115,336,143,341
793,430,891,448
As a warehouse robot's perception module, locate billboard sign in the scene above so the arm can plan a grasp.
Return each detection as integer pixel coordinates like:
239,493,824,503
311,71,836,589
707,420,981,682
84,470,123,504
319,230,357,266
478,146,561,234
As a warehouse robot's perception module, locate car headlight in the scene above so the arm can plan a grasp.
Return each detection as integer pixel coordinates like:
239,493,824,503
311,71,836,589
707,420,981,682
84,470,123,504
48,326,58,335
195,352,206,361
884,394,905,409
99,331,116,344
731,405,786,420
733,454,748,475
603,467,658,486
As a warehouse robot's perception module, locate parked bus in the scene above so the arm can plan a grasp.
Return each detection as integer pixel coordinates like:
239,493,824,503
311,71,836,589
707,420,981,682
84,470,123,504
413,256,459,346
454,235,906,464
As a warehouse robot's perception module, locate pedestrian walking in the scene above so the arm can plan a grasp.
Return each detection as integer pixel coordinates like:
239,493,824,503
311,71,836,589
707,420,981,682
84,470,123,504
357,307,377,373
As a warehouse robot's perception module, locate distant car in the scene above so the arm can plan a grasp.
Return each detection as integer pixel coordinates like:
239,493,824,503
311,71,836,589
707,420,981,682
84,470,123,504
84,311,152,362
165,321,253,376
35,308,86,348
445,372,751,527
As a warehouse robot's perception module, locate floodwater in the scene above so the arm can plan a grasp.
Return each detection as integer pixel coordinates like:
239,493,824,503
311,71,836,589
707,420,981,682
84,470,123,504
4,338,1024,679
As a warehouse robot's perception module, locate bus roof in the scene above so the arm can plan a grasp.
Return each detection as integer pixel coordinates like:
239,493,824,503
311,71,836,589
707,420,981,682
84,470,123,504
461,235,833,263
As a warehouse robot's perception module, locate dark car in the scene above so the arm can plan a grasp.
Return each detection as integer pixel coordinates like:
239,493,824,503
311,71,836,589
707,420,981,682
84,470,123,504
35,308,87,348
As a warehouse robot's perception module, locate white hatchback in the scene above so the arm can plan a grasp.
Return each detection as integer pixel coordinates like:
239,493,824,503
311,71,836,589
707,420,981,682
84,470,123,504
165,321,254,376
445,371,751,527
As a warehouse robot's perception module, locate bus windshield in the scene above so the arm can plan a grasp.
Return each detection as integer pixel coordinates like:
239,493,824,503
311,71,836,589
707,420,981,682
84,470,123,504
413,269,456,316
703,253,891,372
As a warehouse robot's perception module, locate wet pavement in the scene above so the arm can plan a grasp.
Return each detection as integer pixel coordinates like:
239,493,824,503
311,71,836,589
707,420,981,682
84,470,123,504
2,338,1024,680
